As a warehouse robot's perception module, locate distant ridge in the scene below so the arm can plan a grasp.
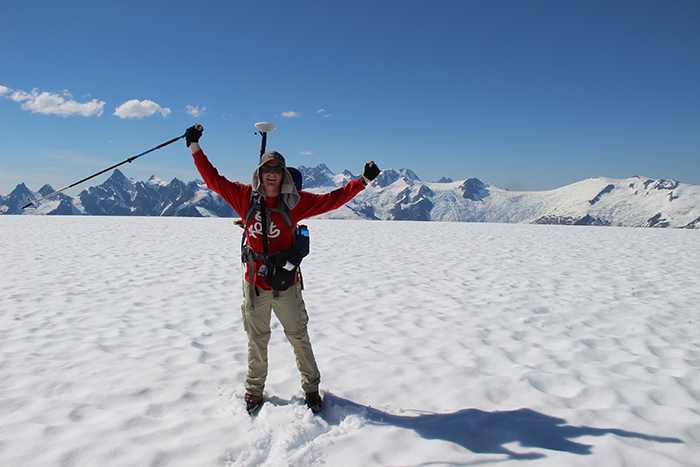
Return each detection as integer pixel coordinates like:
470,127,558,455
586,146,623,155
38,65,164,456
2,167,699,228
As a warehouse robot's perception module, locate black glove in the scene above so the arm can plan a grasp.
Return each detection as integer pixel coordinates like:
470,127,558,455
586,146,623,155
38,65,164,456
185,125,203,147
363,161,380,181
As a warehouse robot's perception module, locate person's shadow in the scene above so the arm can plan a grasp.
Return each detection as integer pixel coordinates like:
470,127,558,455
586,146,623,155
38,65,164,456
321,394,683,460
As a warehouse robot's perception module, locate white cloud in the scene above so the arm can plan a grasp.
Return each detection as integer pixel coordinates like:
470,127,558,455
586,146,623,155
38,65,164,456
186,105,207,117
281,111,301,118
6,87,104,117
300,151,313,155
114,99,171,119
316,109,325,114
9,90,32,102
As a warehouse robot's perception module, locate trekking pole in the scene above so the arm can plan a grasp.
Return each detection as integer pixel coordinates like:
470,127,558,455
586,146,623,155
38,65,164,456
21,133,187,209
254,122,276,158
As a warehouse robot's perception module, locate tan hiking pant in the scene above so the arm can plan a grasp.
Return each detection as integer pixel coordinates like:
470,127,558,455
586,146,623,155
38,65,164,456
241,281,321,396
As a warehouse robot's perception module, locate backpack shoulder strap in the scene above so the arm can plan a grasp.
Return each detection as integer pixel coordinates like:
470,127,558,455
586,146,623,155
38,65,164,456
241,192,265,307
243,192,261,232
276,195,294,236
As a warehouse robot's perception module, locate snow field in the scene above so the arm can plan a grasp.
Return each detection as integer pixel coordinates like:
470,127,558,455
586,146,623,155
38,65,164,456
1,216,699,466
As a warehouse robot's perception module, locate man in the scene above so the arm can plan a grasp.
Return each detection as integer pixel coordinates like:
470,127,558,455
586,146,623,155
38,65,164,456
185,125,380,414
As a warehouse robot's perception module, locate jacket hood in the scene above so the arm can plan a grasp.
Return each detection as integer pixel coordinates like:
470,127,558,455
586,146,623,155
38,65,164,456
251,153,300,208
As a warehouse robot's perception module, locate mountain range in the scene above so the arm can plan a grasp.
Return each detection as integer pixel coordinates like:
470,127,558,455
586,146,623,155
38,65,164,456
2,165,699,229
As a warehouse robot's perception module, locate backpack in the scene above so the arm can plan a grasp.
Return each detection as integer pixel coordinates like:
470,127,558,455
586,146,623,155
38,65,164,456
238,168,309,303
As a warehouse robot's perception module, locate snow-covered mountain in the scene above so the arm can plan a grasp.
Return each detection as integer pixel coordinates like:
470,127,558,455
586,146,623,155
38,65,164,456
303,166,700,228
0,169,235,218
2,165,699,228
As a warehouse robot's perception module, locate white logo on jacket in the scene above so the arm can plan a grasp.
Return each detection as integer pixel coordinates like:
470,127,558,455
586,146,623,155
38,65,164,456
247,210,280,239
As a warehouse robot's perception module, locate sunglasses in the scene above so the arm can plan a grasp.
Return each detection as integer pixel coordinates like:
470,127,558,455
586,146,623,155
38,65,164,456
261,165,284,173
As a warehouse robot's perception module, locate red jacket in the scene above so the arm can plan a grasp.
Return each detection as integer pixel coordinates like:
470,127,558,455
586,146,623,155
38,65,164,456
192,149,365,289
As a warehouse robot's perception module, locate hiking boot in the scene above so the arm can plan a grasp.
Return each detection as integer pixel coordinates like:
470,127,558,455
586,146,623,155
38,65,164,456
245,393,263,415
305,391,323,414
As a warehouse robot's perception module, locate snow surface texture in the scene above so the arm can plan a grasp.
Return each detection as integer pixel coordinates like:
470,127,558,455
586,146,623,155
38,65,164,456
1,216,699,467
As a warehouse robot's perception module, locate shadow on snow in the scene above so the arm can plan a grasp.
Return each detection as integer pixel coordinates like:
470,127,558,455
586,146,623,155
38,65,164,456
321,394,683,460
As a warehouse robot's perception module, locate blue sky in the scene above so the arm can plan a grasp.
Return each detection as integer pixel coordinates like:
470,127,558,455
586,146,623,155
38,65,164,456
1,0,698,196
